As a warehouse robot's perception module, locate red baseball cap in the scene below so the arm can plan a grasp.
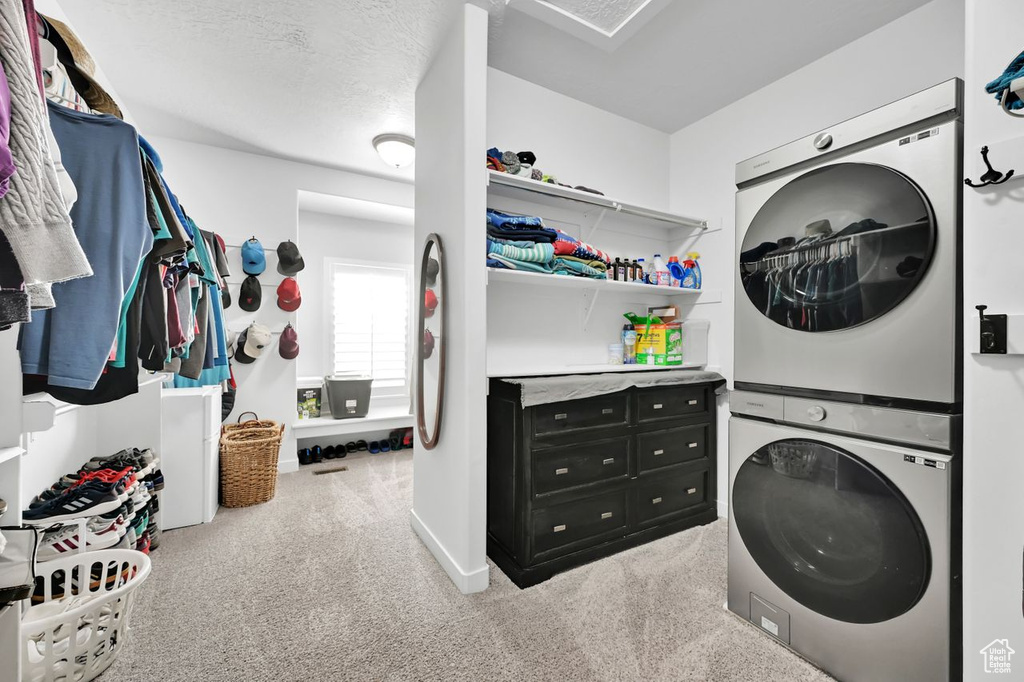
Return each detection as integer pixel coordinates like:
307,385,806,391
277,277,301,311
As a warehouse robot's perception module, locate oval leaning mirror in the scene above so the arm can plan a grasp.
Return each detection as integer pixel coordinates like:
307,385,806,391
417,233,446,450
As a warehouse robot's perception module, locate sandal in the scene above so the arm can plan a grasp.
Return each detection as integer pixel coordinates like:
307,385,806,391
346,442,358,454
369,441,380,454
356,440,368,452
380,441,390,453
336,444,348,459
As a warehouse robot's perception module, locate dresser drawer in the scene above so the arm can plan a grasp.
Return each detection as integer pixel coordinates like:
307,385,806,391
532,437,630,497
636,470,708,526
531,392,629,438
637,424,709,473
637,386,707,423
531,490,628,557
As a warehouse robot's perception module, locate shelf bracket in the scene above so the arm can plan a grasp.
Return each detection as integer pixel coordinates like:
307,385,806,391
582,288,601,331
581,208,608,243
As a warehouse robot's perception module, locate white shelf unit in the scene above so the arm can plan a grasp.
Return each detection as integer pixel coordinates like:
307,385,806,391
292,404,413,441
487,170,707,233
487,362,708,378
487,268,721,302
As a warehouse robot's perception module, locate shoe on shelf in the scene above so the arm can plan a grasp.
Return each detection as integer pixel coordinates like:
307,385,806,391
136,530,151,555
144,470,165,491
23,483,123,525
389,436,401,452
84,448,158,478
401,428,413,449
335,443,347,459
380,441,390,453
323,445,336,460
311,445,323,463
298,448,312,465
356,440,368,452
36,520,123,562
369,441,380,454
345,442,357,455
148,521,161,551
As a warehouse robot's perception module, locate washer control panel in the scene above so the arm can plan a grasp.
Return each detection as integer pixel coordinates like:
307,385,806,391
806,405,826,422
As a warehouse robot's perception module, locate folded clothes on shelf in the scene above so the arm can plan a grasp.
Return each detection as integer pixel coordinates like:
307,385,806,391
487,254,554,273
553,256,607,279
553,229,611,265
487,239,555,264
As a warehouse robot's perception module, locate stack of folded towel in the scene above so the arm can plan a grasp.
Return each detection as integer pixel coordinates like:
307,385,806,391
485,210,609,279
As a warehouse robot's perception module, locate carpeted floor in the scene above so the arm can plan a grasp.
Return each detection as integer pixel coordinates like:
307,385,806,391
103,451,832,682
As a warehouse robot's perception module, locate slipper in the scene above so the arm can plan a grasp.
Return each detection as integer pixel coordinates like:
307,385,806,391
311,445,323,463
380,441,390,453
336,444,348,459
356,440,368,452
401,428,413,449
346,442,358,454
369,441,380,454
298,448,312,465
390,436,401,452
323,445,336,459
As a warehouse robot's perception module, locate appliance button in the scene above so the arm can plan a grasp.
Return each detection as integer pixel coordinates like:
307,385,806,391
807,405,826,422
813,132,833,150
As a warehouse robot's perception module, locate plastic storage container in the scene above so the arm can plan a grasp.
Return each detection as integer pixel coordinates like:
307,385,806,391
681,319,710,367
324,375,373,419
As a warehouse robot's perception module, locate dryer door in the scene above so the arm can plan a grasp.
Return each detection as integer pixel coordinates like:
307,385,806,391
739,163,936,333
732,438,930,624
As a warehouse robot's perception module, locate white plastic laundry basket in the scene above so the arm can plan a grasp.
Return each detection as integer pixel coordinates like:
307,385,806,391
21,549,151,682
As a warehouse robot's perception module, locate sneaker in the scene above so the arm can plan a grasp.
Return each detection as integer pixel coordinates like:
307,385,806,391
0,497,6,521
23,484,122,525
36,522,121,561
148,521,161,551
136,531,151,554
144,470,164,491
30,472,131,509
84,448,158,478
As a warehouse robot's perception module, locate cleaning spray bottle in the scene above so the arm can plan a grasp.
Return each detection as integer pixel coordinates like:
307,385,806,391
679,252,702,290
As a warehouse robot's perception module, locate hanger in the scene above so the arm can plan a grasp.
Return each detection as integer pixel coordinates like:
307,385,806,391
965,146,1015,188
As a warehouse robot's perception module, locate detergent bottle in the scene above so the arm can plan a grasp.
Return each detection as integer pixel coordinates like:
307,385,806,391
679,252,702,290
667,256,684,287
652,254,670,287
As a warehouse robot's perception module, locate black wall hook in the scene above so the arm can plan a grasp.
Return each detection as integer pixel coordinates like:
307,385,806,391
965,146,1015,188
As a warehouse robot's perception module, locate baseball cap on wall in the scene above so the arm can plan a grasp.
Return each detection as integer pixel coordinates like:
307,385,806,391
279,324,299,359
235,323,272,364
239,275,262,312
277,277,301,311
241,238,266,275
277,241,305,276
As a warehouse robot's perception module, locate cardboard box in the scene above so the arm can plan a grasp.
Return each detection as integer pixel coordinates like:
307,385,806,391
635,307,682,366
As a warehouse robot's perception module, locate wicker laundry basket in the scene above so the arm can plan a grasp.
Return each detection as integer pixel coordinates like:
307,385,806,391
220,412,284,508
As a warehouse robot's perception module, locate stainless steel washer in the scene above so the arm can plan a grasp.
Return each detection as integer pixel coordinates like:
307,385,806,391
728,390,959,682
734,79,963,406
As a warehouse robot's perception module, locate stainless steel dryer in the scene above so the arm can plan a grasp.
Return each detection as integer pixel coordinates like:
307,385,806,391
735,79,963,406
728,390,959,682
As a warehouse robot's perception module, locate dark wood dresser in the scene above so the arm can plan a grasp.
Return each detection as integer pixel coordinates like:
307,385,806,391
487,376,720,588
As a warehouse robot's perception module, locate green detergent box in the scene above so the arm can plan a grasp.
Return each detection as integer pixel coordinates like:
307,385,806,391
633,307,682,366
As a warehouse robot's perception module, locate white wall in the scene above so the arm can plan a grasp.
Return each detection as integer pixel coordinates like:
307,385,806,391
150,137,413,470
411,3,490,594
962,1,1024,677
668,0,965,514
296,210,414,381
487,67,670,209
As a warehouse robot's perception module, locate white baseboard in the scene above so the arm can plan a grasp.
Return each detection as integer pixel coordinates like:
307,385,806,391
278,456,299,474
717,499,728,518
410,509,489,594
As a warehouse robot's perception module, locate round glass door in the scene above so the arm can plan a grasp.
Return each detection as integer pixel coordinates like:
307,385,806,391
733,439,930,624
739,163,936,332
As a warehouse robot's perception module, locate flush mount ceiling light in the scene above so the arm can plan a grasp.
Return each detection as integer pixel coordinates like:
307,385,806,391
373,134,415,168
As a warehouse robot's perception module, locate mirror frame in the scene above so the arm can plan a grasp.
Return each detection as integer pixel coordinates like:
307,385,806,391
416,233,447,450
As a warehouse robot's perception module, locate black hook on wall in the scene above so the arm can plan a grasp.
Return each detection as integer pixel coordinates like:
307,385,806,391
964,146,1015,188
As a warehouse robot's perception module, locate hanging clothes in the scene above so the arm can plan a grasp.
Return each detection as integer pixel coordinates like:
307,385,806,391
0,0,90,288
18,102,149,390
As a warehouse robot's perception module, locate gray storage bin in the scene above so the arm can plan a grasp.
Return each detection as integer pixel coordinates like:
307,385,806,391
323,375,373,419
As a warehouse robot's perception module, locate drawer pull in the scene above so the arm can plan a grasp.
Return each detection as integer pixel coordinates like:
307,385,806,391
600,512,613,520
688,442,698,449
687,399,698,405
687,487,697,495
652,496,663,504
554,413,567,420
601,408,613,415
653,403,663,410
602,458,615,465
555,467,569,475
653,449,664,456
553,524,566,533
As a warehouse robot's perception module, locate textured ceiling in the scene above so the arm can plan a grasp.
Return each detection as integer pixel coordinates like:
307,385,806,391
490,0,934,132
55,0,932,176
545,0,649,32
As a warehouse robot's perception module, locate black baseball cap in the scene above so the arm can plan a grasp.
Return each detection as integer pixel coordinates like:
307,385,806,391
239,275,262,312
277,240,305,275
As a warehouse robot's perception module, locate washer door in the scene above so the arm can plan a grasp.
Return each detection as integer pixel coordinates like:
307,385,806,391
732,439,931,624
739,163,936,333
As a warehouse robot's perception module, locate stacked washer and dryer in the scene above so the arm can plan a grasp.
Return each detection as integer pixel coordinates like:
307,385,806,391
728,79,963,682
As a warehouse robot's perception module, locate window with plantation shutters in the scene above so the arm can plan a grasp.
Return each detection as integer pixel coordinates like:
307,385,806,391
330,261,411,397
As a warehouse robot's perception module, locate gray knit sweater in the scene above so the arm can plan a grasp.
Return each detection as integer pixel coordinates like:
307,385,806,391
0,0,90,285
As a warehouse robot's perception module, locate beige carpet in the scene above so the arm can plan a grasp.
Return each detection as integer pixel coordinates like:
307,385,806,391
103,451,833,682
